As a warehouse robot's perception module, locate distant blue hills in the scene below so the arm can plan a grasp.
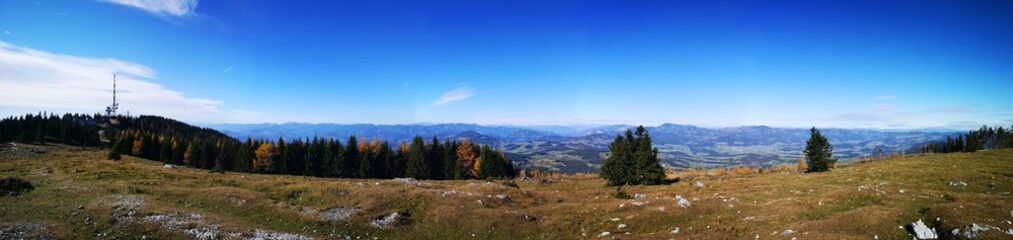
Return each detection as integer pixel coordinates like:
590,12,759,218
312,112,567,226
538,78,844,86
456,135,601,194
204,123,957,173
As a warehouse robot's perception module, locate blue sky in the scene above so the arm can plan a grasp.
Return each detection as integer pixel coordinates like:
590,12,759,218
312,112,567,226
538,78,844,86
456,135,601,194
1,0,1011,129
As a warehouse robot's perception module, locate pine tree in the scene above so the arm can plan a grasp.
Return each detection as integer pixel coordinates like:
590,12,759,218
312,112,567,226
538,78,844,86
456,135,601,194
160,137,172,163
428,137,447,180
477,145,500,179
306,137,324,176
372,141,393,178
235,139,253,172
325,139,344,177
405,136,429,179
444,141,462,180
343,136,360,178
391,143,410,178
632,126,665,185
804,127,835,172
358,138,377,178
601,133,632,186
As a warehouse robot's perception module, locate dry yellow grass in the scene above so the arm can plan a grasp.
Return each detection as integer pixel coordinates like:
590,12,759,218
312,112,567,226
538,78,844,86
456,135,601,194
1,143,1011,239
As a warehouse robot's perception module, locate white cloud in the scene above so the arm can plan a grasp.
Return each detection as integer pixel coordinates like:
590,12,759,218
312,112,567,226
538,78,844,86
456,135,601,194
873,95,897,100
0,40,243,123
222,66,233,74
432,87,475,106
100,0,198,17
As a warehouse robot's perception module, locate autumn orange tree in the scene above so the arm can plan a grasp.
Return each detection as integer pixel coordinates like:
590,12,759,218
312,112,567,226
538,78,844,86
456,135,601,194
254,142,276,173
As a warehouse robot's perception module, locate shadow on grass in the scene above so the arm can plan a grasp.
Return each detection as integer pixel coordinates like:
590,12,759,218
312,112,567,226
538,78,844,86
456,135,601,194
662,177,681,185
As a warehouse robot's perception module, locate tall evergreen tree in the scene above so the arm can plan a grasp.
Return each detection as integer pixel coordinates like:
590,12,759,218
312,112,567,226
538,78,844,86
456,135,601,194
427,137,447,180
632,126,665,185
343,136,360,178
601,134,632,186
804,127,835,173
235,139,253,172
405,136,429,179
306,137,324,176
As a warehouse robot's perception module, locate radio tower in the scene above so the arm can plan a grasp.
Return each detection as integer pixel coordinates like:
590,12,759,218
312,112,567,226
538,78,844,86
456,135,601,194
105,74,119,116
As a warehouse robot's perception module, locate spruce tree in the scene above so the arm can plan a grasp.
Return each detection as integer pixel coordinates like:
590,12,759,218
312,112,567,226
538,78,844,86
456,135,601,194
804,127,835,172
343,136,360,178
601,134,632,186
428,137,446,180
306,137,324,176
405,136,429,179
477,145,502,179
632,126,665,185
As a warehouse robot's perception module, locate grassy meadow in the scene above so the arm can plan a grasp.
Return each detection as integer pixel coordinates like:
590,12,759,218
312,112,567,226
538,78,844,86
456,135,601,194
1,143,1010,239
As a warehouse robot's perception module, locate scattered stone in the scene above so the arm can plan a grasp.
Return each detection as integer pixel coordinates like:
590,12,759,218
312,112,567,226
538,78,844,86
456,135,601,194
609,218,621,222
657,206,665,212
910,219,938,239
899,189,905,194
441,189,457,196
163,164,173,169
250,229,314,240
317,207,360,221
371,212,410,230
948,181,968,187
781,229,795,236
101,195,145,222
496,194,511,202
956,223,1002,238
695,181,704,188
598,231,611,237
394,178,432,188
0,222,53,240
633,193,647,199
676,195,691,208
629,201,645,207
670,227,680,234
618,224,627,229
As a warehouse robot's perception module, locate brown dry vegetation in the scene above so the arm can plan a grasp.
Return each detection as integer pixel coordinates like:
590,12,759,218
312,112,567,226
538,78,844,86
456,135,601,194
1,143,1011,239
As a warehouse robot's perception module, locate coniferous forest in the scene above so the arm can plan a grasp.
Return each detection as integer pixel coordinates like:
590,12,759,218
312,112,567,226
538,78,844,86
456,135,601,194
0,113,516,180
918,125,1013,154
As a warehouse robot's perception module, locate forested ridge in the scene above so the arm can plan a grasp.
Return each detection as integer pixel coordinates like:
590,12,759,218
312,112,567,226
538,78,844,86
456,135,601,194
1,113,516,179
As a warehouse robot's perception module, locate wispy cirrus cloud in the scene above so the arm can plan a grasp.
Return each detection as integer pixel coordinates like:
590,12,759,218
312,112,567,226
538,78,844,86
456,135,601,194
99,0,199,17
432,87,475,106
873,95,897,100
0,40,258,123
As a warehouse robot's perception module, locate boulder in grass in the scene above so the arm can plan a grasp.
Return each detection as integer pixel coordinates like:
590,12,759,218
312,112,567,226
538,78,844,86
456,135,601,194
909,219,938,239
372,212,410,229
676,195,691,208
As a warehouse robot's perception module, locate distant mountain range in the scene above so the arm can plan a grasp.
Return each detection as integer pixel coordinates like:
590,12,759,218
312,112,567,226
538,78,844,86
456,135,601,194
204,123,957,173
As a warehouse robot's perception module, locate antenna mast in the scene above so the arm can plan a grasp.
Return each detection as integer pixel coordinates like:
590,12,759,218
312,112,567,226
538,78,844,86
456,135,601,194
105,74,119,116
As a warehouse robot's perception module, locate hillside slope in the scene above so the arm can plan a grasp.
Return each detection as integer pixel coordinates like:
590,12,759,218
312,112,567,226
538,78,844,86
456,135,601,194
1,143,1010,239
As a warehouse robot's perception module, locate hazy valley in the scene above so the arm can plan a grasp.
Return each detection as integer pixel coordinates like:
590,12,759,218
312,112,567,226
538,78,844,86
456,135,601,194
208,123,956,173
